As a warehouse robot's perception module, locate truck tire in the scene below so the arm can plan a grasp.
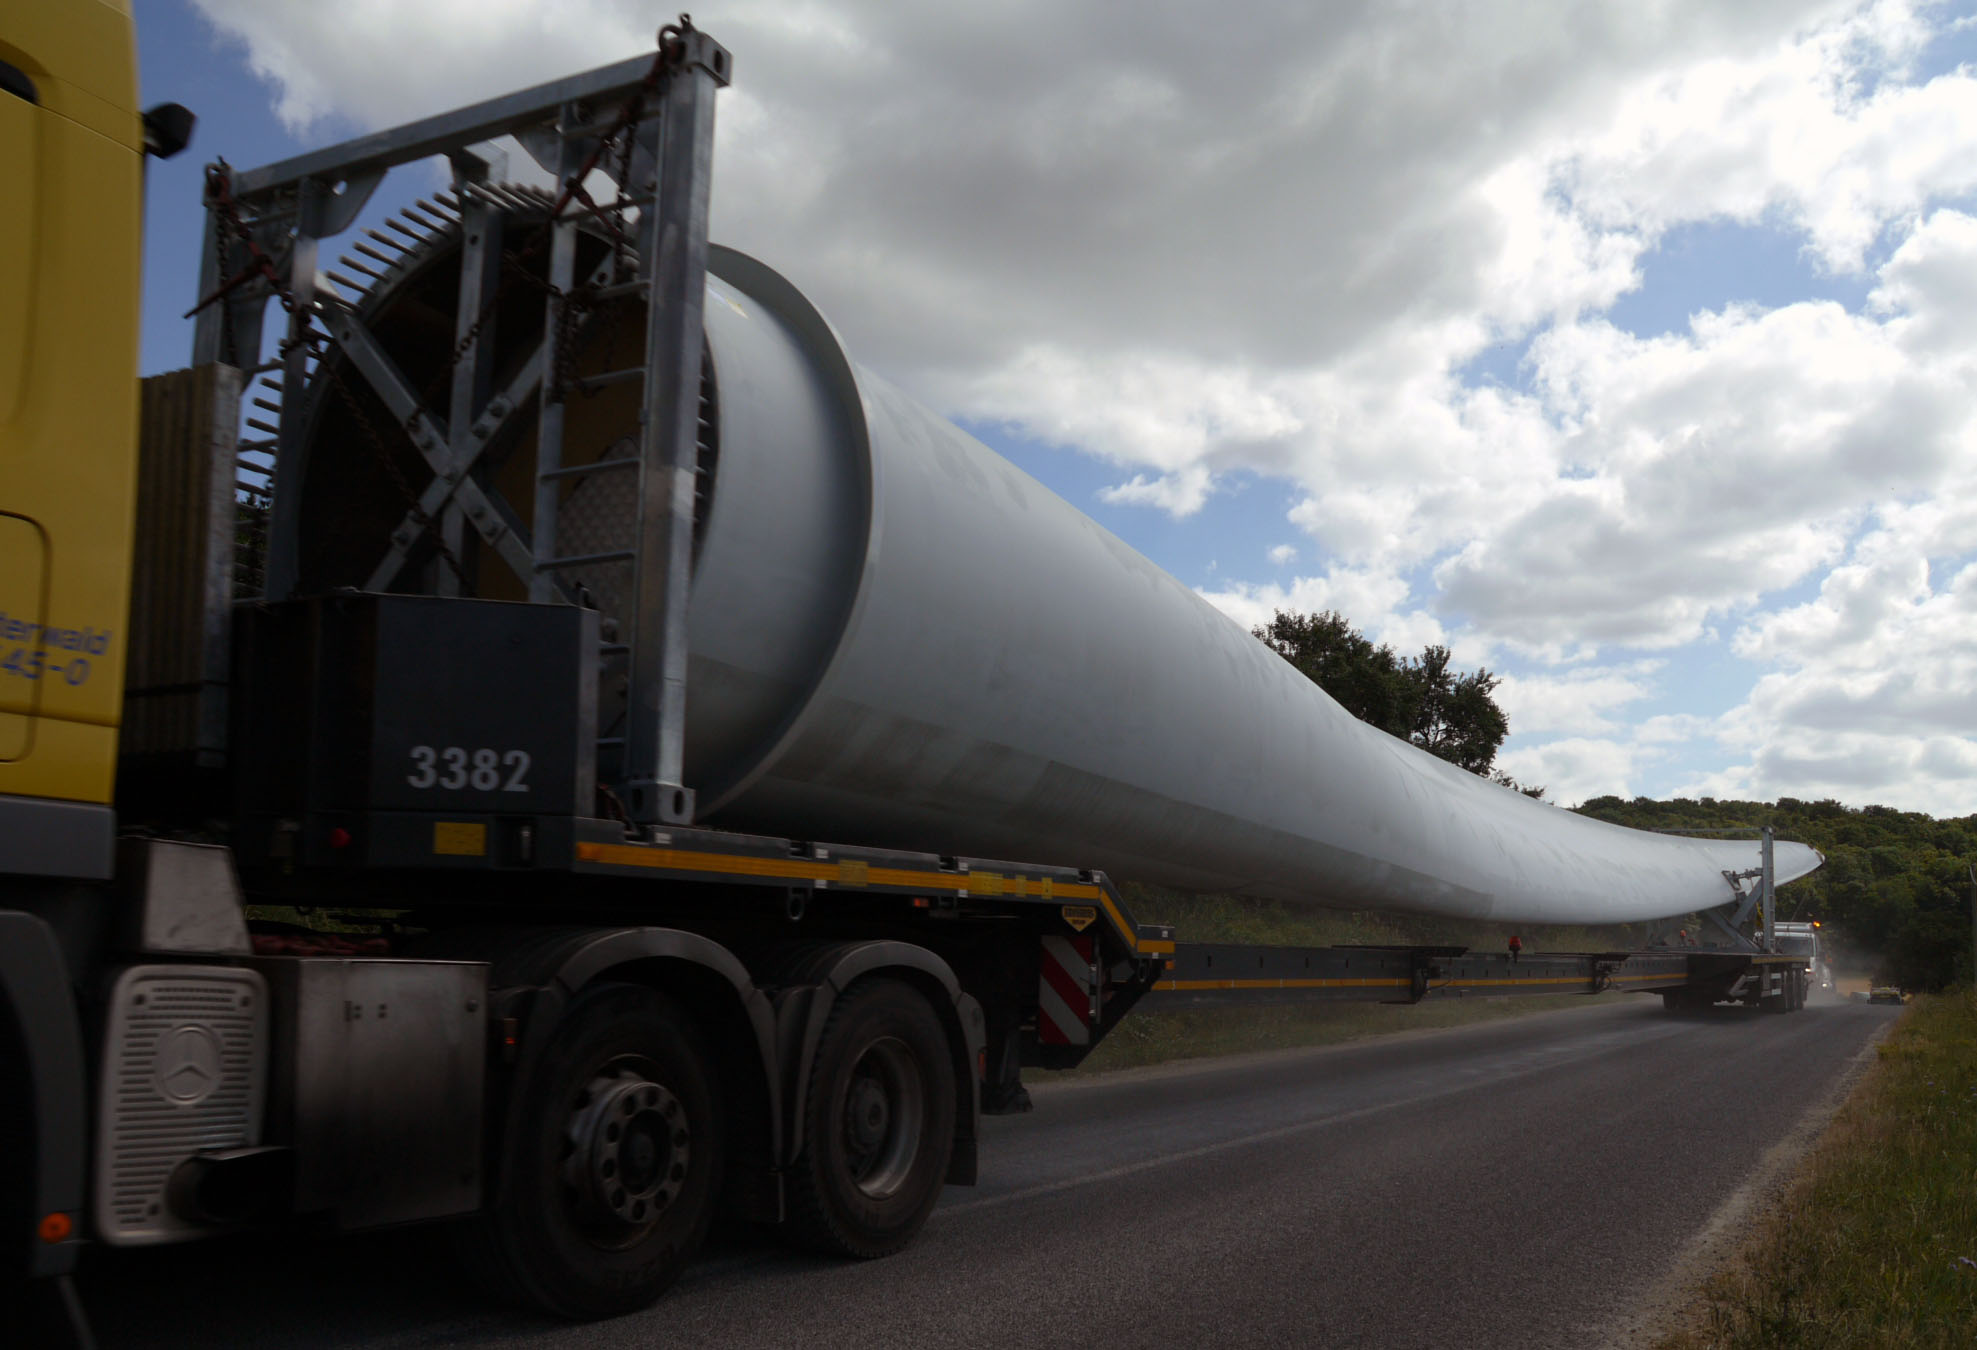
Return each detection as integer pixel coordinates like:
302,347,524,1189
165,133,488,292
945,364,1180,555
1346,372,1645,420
1660,987,1710,1014
785,978,955,1259
465,982,723,1319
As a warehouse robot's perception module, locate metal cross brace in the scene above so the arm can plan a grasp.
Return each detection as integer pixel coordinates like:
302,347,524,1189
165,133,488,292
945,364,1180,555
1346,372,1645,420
357,250,623,594
324,306,539,589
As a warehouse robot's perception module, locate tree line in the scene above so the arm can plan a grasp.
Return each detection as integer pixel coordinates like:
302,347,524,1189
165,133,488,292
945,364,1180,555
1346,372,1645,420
1571,795,1975,992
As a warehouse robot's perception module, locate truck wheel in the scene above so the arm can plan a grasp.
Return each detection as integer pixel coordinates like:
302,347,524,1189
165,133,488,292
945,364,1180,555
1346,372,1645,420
1661,988,1708,1014
786,978,955,1259
1762,973,1792,1013
467,982,723,1319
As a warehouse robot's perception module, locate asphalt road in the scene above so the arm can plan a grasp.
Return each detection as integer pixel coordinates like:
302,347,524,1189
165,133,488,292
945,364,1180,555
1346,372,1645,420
77,994,1896,1350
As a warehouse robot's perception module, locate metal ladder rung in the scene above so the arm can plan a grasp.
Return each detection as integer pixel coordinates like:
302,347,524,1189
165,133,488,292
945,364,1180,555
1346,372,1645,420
598,643,630,657
596,736,627,748
591,278,648,302
537,550,635,571
574,367,645,393
539,458,638,482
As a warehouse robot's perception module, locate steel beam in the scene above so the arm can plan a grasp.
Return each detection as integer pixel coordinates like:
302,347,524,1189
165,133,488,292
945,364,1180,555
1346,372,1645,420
528,110,584,605
260,183,324,600
436,150,505,595
624,34,729,827
230,54,664,200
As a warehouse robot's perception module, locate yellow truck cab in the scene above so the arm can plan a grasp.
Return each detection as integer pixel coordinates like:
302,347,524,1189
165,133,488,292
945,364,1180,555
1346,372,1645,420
0,0,145,880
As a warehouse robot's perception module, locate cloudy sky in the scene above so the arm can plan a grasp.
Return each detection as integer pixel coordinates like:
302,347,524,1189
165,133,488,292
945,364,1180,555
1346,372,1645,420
137,0,1977,814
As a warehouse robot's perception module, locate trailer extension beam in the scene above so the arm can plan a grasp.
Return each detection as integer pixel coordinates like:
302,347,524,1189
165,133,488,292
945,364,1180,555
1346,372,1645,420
1151,942,1801,1007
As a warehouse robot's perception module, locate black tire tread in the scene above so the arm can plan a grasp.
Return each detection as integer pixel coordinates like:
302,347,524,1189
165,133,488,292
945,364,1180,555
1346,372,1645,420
784,978,955,1260
453,981,723,1320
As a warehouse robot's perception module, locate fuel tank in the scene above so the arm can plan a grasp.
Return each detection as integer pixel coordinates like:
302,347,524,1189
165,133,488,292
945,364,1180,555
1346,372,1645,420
276,231,1818,923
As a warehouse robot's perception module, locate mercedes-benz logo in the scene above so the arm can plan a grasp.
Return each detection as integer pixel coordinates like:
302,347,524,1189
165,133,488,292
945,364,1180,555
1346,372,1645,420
153,1025,223,1105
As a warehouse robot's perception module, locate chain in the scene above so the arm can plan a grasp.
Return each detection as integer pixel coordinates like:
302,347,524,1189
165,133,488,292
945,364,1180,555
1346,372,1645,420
209,196,238,367
186,160,303,322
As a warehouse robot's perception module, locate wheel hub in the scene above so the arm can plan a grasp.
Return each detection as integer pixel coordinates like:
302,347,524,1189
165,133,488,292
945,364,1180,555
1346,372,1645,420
838,1036,924,1200
848,1077,891,1153
566,1070,689,1229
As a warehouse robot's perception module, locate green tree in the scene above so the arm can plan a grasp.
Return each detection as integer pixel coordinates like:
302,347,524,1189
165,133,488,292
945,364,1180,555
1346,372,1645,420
1253,610,1518,783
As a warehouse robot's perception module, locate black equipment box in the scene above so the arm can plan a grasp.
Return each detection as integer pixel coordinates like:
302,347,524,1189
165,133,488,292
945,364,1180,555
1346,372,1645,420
233,593,597,836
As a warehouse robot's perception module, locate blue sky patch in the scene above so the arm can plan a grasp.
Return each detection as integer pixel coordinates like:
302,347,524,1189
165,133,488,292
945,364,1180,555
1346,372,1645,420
961,421,1305,589
1605,219,1874,341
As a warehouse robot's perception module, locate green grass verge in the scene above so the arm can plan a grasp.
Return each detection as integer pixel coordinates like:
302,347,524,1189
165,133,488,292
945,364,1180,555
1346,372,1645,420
1657,989,1977,1350
1035,883,1646,1078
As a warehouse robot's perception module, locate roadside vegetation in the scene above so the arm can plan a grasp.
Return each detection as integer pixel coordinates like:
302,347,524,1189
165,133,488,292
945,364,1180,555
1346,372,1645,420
1574,796,1977,993
1657,990,1977,1350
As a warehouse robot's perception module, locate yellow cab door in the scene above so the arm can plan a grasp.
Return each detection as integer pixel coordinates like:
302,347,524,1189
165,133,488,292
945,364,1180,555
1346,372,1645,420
0,0,142,808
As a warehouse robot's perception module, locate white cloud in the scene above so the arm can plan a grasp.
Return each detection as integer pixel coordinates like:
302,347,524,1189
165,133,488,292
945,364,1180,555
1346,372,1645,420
1268,544,1298,567
1098,464,1214,517
191,0,648,132
1432,283,1967,651
1196,568,1443,653
1495,737,1642,806
1692,513,1977,811
1494,664,1662,738
1561,0,1977,272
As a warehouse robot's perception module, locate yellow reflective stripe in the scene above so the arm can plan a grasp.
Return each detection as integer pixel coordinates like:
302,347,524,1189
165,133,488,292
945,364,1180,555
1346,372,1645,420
1442,973,1679,989
1155,971,1683,993
578,841,821,880
1155,977,1410,991
573,841,1181,956
575,840,1107,901
1095,887,1165,956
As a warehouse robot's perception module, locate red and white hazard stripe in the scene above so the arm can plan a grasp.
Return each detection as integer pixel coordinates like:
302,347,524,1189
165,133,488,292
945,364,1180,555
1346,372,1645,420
1037,935,1096,1045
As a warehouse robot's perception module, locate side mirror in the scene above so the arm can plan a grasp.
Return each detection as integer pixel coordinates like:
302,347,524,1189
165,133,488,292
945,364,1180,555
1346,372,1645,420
143,102,196,159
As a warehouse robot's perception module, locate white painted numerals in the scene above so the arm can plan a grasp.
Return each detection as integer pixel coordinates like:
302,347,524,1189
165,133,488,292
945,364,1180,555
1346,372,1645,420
406,746,532,793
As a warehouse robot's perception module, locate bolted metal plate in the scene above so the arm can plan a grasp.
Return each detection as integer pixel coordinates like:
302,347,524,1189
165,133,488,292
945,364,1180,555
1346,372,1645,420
257,957,488,1229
